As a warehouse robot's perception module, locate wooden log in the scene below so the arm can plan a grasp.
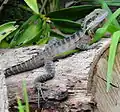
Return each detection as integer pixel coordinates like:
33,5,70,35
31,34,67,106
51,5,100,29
0,70,9,112
0,38,111,112
93,43,120,112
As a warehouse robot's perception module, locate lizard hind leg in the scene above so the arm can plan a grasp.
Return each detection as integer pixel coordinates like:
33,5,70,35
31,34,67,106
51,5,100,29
34,59,55,86
34,59,55,106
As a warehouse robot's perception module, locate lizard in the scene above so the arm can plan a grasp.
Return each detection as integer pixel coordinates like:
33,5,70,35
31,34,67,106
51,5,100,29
4,9,108,101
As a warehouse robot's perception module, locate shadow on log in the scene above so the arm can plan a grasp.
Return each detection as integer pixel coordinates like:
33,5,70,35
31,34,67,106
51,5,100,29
0,38,116,112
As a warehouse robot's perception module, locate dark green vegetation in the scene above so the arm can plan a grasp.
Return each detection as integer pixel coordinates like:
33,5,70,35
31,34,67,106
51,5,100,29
0,0,120,49
0,0,97,48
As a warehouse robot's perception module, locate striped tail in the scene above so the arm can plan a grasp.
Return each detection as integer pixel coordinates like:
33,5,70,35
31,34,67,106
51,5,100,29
4,55,44,78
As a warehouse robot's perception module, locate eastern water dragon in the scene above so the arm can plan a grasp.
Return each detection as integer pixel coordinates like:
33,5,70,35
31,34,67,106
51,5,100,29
4,9,108,101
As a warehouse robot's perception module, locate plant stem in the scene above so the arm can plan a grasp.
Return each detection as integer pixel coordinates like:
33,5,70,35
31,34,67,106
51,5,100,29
40,0,48,14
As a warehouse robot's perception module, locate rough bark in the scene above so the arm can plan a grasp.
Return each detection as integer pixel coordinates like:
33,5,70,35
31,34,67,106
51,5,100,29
0,70,9,112
0,38,111,112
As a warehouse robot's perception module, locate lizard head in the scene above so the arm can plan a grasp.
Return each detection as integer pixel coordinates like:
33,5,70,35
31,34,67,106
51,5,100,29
82,9,108,34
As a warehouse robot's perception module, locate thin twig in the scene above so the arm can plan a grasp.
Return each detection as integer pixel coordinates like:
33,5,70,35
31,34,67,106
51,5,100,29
0,0,9,13
40,0,48,14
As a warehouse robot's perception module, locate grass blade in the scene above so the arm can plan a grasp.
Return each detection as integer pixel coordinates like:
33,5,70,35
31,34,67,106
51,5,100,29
92,8,120,43
107,31,120,91
17,96,25,112
98,0,120,28
22,80,29,112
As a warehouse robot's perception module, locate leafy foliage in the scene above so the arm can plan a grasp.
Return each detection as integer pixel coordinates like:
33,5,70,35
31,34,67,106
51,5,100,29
51,18,81,34
0,22,18,42
1,0,120,93
0,0,97,48
47,5,97,20
10,15,43,47
0,22,18,48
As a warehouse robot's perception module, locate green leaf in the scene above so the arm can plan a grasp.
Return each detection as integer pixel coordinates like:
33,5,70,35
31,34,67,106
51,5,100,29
0,21,18,42
23,29,43,46
37,37,49,45
5,28,19,42
18,15,40,31
11,15,40,45
107,31,120,92
51,18,81,34
0,40,9,48
98,0,120,28
37,22,51,45
50,30,65,39
24,0,39,14
47,5,98,21
106,1,120,6
10,15,42,47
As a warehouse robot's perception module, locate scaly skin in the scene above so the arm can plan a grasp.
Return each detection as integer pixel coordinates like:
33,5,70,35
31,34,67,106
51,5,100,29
4,9,108,101
4,9,108,78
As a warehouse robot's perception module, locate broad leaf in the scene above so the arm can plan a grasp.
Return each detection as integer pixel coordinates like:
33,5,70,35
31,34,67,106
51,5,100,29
51,18,81,34
0,21,18,42
24,0,39,14
47,5,98,21
10,16,42,47
0,40,9,48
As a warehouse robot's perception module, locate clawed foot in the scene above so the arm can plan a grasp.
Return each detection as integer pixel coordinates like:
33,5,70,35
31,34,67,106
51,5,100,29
34,82,68,102
34,82,47,108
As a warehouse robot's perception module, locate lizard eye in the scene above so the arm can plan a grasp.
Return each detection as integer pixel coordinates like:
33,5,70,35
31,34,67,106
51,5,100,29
96,13,99,15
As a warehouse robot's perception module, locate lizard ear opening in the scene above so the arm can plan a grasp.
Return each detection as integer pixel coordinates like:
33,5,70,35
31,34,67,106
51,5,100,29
96,13,99,15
